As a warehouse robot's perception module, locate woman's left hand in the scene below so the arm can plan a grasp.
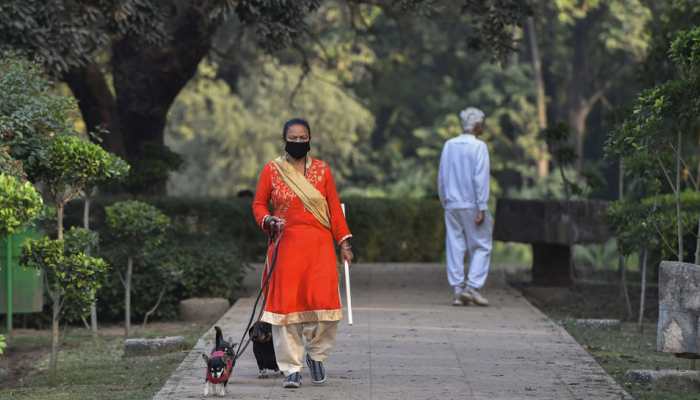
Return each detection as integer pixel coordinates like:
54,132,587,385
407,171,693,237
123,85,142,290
341,247,354,264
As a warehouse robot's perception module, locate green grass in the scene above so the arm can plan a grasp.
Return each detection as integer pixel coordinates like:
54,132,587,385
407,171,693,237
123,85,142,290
563,322,696,400
519,279,697,400
0,323,206,400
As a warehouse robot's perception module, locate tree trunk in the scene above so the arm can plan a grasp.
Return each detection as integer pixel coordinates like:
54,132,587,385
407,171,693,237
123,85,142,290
695,217,699,265
124,256,133,337
638,248,648,332
63,64,127,158
142,287,166,330
620,255,632,320
676,129,683,261
697,129,700,185
50,295,60,384
56,204,64,241
569,105,589,173
83,196,98,335
618,160,632,319
566,6,607,173
526,16,549,178
111,5,219,195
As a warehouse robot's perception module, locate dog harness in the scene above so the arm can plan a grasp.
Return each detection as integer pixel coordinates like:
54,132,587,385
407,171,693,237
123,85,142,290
205,351,234,384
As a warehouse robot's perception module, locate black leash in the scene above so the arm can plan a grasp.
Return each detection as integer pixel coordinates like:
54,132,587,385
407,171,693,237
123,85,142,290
232,229,283,363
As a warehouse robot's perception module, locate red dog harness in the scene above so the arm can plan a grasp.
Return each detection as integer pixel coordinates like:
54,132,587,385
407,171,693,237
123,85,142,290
205,351,234,384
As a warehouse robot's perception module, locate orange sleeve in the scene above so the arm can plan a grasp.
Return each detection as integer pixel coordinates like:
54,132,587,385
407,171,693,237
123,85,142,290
252,164,272,231
324,165,352,244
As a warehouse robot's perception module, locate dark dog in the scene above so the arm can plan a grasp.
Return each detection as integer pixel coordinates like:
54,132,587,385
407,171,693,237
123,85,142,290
248,321,280,378
202,326,236,396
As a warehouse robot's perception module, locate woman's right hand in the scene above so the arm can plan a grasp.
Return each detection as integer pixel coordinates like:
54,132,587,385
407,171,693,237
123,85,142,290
264,216,285,234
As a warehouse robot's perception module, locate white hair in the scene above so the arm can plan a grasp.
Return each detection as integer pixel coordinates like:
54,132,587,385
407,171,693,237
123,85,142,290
459,107,485,133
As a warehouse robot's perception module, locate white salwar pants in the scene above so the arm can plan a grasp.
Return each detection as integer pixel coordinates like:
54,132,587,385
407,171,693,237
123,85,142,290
272,321,338,375
445,208,493,291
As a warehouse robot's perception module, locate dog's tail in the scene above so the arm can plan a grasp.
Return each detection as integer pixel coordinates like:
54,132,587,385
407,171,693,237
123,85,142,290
215,326,223,348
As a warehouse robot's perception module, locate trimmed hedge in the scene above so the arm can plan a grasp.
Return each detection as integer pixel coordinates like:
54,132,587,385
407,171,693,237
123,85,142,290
65,196,447,263
62,196,446,323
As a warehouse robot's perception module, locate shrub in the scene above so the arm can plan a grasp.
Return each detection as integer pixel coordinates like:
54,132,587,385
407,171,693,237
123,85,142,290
21,228,109,378
608,191,700,261
93,233,248,323
0,173,43,237
104,200,169,336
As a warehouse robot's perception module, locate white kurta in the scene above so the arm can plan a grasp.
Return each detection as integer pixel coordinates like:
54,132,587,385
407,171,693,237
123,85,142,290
438,134,493,290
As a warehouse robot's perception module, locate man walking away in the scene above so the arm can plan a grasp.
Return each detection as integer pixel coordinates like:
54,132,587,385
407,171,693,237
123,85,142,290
438,107,493,307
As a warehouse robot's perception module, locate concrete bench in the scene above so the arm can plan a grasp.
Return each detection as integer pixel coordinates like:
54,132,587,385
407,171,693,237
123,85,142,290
493,198,611,286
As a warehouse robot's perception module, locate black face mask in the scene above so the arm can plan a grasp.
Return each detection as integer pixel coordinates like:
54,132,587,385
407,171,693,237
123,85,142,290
285,141,310,159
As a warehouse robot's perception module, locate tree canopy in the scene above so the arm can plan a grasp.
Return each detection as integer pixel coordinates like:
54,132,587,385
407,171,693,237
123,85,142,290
0,0,530,194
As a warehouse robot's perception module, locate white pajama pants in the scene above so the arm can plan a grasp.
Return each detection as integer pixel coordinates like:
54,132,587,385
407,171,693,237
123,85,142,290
445,208,493,290
272,321,338,375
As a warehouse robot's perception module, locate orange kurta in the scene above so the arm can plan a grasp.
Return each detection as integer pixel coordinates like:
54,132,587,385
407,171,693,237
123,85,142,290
252,157,352,325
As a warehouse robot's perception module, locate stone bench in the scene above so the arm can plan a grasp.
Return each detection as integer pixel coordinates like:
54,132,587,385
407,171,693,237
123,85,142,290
493,198,611,286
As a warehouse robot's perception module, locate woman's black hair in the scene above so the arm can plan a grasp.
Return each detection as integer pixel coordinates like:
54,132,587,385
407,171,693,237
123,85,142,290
283,118,311,140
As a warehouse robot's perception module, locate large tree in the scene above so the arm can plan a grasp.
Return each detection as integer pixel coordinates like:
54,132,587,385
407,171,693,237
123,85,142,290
528,0,651,172
0,0,529,194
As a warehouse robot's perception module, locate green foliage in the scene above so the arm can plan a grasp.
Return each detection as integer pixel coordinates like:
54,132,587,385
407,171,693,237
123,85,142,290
0,173,43,237
0,1,167,73
63,198,247,321
0,334,5,355
122,143,179,195
607,30,700,183
554,0,650,59
669,27,700,76
104,200,170,258
543,123,598,198
21,229,109,315
166,60,374,195
0,56,76,178
96,234,248,321
641,0,700,85
69,196,446,263
608,191,700,260
606,28,700,261
460,0,531,60
0,145,25,179
173,238,248,300
191,4,545,199
574,239,619,270
343,197,444,261
36,134,129,205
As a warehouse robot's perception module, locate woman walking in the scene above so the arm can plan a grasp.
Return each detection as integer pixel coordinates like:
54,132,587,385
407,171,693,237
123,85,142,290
252,118,353,389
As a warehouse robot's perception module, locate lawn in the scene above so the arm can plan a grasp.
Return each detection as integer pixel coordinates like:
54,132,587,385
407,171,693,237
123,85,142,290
563,321,696,400
0,322,207,400
519,280,698,400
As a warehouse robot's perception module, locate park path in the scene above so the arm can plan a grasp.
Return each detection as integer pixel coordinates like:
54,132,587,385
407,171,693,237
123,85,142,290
153,264,631,400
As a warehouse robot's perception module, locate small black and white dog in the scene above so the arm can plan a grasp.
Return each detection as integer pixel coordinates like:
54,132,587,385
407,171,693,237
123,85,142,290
248,321,280,378
202,326,236,397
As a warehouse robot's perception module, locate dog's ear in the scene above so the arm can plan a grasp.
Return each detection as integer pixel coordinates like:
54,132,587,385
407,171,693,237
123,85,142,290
202,353,209,363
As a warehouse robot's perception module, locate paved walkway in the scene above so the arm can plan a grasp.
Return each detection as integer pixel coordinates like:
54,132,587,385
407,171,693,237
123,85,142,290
153,264,631,400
